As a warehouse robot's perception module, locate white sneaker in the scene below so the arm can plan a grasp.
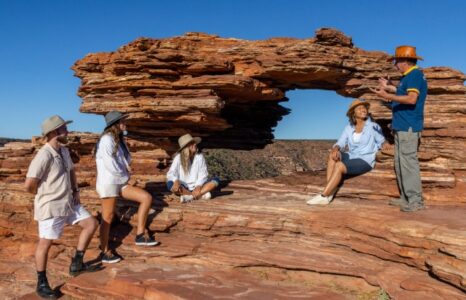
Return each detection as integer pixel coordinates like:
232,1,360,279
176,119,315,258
306,194,331,205
180,195,194,203
201,192,212,200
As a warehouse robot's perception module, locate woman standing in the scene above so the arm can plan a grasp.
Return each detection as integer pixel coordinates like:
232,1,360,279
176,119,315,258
95,111,158,264
307,99,387,205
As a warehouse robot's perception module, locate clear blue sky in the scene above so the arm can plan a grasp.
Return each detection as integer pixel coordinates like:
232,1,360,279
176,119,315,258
1,0,465,140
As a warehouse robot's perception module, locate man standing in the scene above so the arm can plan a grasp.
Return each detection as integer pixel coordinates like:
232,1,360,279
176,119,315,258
371,46,427,212
25,115,99,299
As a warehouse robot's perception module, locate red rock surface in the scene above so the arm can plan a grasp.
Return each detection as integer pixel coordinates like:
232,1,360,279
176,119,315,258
1,28,466,299
69,27,466,203
2,175,466,299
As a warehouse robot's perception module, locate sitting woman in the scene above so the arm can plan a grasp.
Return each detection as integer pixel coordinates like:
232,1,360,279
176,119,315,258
95,111,159,264
167,134,219,203
307,99,387,205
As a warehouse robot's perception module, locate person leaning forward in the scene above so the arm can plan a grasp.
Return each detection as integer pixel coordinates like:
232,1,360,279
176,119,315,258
371,45,427,212
25,115,100,299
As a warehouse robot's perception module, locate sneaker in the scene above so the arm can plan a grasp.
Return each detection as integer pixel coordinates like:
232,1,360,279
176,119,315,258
36,280,56,299
306,194,331,205
400,202,425,212
389,198,408,207
180,195,194,203
69,256,104,277
201,192,212,200
101,251,121,264
135,235,160,246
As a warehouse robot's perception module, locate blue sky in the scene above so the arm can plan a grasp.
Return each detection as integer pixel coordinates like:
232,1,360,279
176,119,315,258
1,0,465,140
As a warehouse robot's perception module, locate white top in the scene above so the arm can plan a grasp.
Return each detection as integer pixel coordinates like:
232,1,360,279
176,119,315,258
166,153,209,191
353,132,362,143
95,134,131,186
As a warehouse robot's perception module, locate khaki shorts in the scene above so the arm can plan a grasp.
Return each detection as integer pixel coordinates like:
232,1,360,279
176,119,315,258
96,183,128,198
38,204,91,240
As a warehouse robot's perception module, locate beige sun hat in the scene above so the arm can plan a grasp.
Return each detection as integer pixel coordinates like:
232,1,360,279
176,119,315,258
176,133,201,153
346,99,370,117
41,115,72,136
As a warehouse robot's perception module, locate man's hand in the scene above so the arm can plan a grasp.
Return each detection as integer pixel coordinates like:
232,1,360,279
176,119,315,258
378,77,396,92
370,87,391,103
331,147,341,161
192,186,202,200
171,180,181,194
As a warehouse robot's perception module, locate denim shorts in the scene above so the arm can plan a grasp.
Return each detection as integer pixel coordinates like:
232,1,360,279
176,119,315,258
340,152,372,176
167,177,220,192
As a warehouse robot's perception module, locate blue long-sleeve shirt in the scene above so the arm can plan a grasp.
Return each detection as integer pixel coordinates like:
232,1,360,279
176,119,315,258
334,118,385,168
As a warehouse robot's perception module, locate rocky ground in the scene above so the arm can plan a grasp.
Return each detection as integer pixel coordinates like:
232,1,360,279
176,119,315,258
1,166,466,299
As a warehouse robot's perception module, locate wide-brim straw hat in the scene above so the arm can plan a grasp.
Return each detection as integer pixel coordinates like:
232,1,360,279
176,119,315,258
41,115,72,136
346,99,370,117
176,133,201,154
388,45,423,61
104,111,128,130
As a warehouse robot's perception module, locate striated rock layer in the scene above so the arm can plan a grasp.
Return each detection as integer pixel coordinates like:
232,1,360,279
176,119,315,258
70,27,465,203
0,28,465,298
1,175,466,299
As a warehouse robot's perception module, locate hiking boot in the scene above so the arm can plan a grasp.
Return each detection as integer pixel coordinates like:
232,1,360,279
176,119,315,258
100,250,121,264
36,280,56,299
69,256,104,277
389,198,408,207
201,192,212,200
135,235,160,246
306,194,331,205
180,195,194,203
400,202,425,212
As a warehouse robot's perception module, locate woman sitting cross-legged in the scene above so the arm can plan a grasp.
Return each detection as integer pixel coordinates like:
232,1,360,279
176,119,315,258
307,99,388,205
167,134,220,203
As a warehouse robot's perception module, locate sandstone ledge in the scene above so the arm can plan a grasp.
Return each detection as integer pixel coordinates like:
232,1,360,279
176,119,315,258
2,173,466,299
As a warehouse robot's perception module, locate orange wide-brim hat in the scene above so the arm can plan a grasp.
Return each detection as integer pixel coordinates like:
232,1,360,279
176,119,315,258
388,45,423,61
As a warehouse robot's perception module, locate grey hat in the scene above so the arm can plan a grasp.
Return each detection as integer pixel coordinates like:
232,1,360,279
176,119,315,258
104,111,128,129
41,115,72,136
176,133,201,154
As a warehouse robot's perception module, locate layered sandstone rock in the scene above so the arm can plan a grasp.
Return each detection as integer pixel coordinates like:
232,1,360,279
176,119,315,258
1,28,465,298
2,175,466,299
69,27,466,203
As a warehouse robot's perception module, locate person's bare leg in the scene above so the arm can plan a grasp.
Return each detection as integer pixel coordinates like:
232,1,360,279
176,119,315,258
200,181,217,196
326,153,337,182
76,217,98,252
100,197,117,253
36,238,53,272
322,162,347,197
121,185,152,235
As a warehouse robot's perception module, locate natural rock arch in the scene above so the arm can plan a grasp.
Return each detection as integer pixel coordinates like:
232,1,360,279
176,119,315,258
72,28,466,203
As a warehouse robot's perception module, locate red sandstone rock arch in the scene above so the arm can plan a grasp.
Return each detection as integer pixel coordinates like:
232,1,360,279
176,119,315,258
71,28,466,203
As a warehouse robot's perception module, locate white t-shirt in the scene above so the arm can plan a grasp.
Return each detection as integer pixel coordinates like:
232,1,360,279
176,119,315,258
166,153,209,191
353,132,362,143
95,134,131,186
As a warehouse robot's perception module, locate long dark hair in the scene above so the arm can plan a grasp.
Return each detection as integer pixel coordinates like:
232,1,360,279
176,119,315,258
93,123,123,157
